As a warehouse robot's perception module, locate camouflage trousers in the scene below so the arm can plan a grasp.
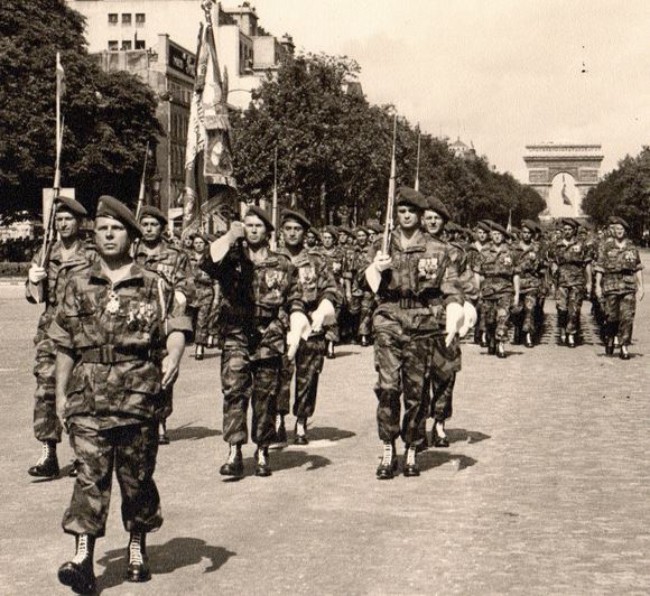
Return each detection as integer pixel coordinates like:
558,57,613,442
63,419,162,538
556,286,585,334
512,290,540,334
220,343,281,447
278,335,326,420
603,292,636,345
373,309,433,447
156,386,173,422
32,310,62,443
192,285,214,345
428,335,461,422
480,293,512,341
358,292,376,337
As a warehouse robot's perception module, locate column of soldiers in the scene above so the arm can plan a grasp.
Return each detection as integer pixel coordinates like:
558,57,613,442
25,189,645,593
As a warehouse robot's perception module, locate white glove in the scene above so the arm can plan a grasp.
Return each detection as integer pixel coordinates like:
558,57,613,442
444,302,465,347
458,302,477,338
287,311,311,360
28,265,47,284
310,299,336,334
174,290,187,307
373,251,392,272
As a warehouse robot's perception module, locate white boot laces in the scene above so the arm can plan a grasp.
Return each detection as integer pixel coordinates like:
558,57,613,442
381,443,393,466
72,535,91,565
129,533,144,565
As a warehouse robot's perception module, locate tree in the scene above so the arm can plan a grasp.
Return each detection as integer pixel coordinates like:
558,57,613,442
0,0,162,214
583,147,650,238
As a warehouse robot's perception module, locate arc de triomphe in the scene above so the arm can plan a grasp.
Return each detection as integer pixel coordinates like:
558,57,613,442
523,143,604,220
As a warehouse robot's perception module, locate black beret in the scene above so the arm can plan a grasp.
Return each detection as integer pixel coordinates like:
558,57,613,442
521,219,539,233
56,196,87,217
244,205,274,231
96,195,142,237
355,226,369,236
322,226,338,238
281,209,311,230
139,205,168,226
426,194,451,221
608,216,629,230
561,217,579,229
476,221,491,232
396,187,427,211
367,221,383,233
338,226,353,236
489,222,509,236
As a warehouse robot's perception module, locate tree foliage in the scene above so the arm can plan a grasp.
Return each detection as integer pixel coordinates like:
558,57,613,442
582,147,650,238
0,0,162,214
231,52,544,227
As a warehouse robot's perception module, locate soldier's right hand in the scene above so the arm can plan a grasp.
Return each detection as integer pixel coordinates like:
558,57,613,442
228,221,245,241
373,251,392,272
28,265,47,284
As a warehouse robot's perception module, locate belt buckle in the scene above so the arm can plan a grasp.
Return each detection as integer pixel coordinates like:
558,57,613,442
100,344,114,364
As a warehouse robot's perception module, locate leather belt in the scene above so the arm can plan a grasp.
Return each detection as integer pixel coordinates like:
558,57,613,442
80,345,151,364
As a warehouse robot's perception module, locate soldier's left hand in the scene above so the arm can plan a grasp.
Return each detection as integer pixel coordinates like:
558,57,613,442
161,355,181,389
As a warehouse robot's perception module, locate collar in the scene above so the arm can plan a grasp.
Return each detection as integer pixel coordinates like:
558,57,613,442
88,260,146,288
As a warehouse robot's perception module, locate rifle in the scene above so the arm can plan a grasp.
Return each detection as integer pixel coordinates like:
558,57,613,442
381,114,398,254
131,142,150,259
414,127,421,192
270,147,279,250
40,117,65,268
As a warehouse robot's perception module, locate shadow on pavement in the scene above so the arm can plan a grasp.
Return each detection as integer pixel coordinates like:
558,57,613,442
418,451,477,472
447,428,491,445
167,424,221,442
96,537,236,591
267,450,331,473
329,350,359,358
301,426,356,442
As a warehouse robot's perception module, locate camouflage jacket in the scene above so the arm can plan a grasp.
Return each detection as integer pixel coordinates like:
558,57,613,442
364,229,463,325
277,246,342,314
27,239,96,309
48,262,188,421
513,240,545,291
188,251,214,287
135,240,195,306
594,237,642,295
472,242,516,297
466,240,487,273
317,246,347,285
549,238,592,288
201,243,305,358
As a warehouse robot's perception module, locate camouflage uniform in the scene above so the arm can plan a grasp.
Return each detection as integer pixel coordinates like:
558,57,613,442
188,251,215,346
549,238,592,335
355,244,376,338
366,230,462,446
512,240,545,336
27,240,95,443
48,262,190,537
135,241,194,421
466,239,487,340
473,242,516,342
341,243,359,341
594,237,642,345
277,248,341,420
318,245,347,343
202,244,305,447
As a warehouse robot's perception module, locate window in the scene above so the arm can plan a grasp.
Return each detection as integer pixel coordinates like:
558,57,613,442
121,13,132,25
108,13,118,25
135,40,145,50
121,40,132,51
108,40,118,51
136,13,145,25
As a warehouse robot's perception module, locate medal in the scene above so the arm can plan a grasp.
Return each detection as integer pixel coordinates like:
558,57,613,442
105,290,121,314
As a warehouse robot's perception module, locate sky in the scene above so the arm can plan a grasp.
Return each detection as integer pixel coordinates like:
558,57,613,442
252,0,650,181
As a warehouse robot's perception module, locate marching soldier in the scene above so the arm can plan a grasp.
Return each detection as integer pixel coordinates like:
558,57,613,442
50,196,189,593
26,196,95,478
276,210,341,445
135,205,194,444
548,218,592,347
188,234,215,360
467,221,491,345
354,227,375,346
473,222,520,358
364,188,464,479
511,220,545,348
317,226,346,358
202,206,308,477
593,216,644,359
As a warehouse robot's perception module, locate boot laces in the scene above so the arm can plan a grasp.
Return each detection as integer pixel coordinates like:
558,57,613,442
296,419,306,437
227,445,240,464
36,442,54,465
129,533,144,565
380,443,393,466
257,449,268,465
406,446,417,466
72,535,91,565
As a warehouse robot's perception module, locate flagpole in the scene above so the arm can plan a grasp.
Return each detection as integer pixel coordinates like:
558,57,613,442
414,127,421,192
382,114,398,255
271,147,278,250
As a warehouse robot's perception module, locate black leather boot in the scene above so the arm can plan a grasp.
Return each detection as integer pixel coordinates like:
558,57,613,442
28,440,59,478
376,442,397,480
195,344,205,361
219,444,244,477
294,417,309,445
58,534,96,594
403,445,420,477
126,531,151,582
326,341,335,359
254,447,272,477
158,421,170,445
